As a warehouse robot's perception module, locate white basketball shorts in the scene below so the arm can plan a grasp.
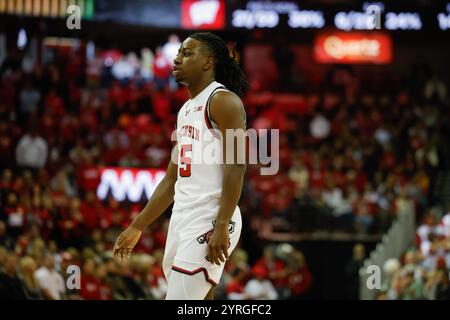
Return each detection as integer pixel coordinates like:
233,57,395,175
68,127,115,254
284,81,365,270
162,205,242,287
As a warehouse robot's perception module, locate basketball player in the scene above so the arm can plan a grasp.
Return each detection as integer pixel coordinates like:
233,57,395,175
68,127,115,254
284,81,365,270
113,33,248,300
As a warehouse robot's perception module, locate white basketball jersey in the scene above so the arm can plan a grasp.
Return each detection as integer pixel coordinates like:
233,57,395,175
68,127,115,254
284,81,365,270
173,81,230,213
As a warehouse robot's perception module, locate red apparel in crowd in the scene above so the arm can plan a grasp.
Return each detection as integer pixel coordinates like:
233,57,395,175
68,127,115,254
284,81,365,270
80,199,102,230
353,171,368,193
152,91,172,120
103,145,127,165
226,279,246,296
331,170,347,189
0,81,16,107
289,265,312,297
380,151,397,171
60,116,80,145
0,129,14,167
100,198,127,230
31,206,53,239
153,52,172,80
253,258,289,288
80,274,102,300
108,82,128,110
76,165,100,193
99,282,112,300
44,91,65,118
310,168,326,190
80,105,98,133
58,211,83,240
151,264,166,287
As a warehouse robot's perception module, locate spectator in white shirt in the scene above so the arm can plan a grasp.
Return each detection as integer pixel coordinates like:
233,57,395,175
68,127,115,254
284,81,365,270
244,265,278,300
15,129,48,169
310,113,330,140
322,184,353,217
162,34,180,66
34,254,66,300
442,213,450,238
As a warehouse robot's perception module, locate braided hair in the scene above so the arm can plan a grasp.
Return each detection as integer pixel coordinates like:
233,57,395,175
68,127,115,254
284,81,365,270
190,32,249,97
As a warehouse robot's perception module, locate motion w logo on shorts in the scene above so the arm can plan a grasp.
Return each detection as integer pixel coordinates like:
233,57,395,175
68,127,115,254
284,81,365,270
196,220,236,244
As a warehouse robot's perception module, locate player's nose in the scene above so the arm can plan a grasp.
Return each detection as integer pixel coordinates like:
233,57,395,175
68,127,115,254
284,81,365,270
173,56,182,67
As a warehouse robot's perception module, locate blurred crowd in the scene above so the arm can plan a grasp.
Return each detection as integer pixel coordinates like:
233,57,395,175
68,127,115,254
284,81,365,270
0,33,449,299
375,211,450,300
245,77,449,236
0,228,312,300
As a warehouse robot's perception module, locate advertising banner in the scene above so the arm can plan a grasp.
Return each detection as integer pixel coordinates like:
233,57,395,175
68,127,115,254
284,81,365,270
314,32,392,64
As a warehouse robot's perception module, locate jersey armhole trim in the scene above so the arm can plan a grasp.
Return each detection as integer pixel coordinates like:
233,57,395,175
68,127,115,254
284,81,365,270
204,86,227,139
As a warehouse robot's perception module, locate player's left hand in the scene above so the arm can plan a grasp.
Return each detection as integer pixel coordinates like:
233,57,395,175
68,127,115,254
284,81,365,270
207,225,230,266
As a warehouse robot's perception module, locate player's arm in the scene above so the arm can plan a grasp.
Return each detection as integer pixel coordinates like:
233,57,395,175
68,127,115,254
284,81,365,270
207,91,247,266
131,155,178,231
113,149,178,262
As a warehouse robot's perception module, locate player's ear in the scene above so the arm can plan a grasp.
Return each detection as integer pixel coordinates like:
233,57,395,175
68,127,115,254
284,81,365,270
203,56,214,72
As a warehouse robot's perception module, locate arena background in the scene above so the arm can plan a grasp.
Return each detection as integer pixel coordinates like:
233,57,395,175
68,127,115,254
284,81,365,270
0,0,450,300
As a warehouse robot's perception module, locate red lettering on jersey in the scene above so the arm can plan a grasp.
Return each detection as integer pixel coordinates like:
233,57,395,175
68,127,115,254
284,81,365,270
179,124,200,141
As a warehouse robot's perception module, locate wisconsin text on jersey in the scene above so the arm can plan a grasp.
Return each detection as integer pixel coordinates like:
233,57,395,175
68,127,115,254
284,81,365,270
178,124,200,141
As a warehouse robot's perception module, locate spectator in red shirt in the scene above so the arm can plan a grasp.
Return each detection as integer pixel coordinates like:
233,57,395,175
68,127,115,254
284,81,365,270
152,88,172,121
30,195,52,241
0,169,13,203
310,161,326,191
80,192,102,231
96,262,112,300
253,245,290,298
56,197,85,248
152,47,171,91
44,89,65,118
107,81,128,113
76,152,100,193
0,123,16,168
226,268,249,300
80,258,102,300
102,198,126,230
288,250,312,299
103,127,129,165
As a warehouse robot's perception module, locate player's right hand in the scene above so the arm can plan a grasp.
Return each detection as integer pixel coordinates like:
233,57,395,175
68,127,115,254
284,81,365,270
113,226,142,263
